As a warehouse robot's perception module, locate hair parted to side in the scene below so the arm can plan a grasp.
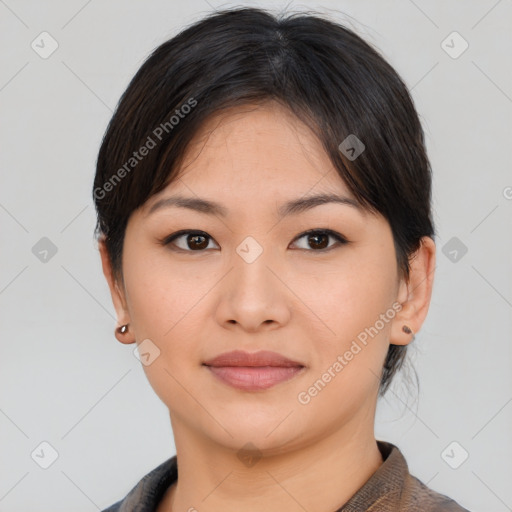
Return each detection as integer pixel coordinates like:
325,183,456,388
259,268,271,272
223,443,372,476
93,6,435,397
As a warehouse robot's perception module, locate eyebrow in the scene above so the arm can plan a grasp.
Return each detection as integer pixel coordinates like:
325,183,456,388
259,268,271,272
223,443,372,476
147,193,363,218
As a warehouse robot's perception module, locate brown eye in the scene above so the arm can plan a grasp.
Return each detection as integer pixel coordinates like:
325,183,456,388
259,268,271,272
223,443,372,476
163,230,219,252
307,233,329,249
186,234,209,250
291,229,348,251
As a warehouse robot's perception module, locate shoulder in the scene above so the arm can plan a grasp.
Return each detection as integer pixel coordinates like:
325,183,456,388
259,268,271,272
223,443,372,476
400,472,471,511
340,441,471,512
101,455,178,511
380,441,471,512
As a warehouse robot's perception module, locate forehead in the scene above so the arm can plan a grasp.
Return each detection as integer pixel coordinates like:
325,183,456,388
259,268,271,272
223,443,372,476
172,101,353,197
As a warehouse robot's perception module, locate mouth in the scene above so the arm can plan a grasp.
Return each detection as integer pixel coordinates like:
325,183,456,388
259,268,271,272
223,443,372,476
202,350,305,391
203,365,305,391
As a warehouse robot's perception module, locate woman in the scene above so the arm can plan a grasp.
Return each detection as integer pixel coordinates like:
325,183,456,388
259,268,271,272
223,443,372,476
94,6,470,511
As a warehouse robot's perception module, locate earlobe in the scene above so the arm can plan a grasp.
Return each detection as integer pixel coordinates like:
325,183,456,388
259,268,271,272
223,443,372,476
390,236,436,346
98,237,136,344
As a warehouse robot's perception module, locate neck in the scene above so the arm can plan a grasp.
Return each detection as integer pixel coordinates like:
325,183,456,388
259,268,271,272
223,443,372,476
159,416,384,512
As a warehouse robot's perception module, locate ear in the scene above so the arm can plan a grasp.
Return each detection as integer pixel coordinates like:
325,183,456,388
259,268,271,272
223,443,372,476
390,236,436,346
98,236,135,344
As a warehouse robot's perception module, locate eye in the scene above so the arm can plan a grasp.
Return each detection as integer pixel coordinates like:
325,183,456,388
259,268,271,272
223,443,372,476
161,230,219,252
160,228,348,253
290,229,348,251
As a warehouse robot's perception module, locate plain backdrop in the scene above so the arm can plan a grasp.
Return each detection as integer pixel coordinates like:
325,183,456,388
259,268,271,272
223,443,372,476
1,1,511,511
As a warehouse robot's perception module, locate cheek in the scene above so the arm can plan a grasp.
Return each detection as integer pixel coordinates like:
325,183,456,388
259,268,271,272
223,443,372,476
121,237,211,338
293,271,395,421
121,255,207,403
304,247,397,373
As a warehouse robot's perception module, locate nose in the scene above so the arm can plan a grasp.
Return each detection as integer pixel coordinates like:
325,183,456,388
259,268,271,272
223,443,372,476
214,242,291,333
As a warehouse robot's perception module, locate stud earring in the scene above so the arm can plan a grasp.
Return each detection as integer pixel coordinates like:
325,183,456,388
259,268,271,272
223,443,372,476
117,324,129,334
402,325,413,335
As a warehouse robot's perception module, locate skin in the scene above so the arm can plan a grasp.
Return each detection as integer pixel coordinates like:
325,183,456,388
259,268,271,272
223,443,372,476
99,101,436,512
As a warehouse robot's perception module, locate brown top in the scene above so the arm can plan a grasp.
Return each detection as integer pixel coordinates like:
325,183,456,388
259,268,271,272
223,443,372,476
102,440,471,511
339,441,470,511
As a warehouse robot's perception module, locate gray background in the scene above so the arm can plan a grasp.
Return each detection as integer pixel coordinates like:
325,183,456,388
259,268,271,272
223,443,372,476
1,0,511,511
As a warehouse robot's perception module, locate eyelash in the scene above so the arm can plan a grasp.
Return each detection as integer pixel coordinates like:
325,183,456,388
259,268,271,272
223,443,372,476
159,229,349,253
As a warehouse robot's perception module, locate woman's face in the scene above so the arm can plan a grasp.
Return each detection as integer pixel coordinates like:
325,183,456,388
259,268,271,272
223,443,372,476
110,102,412,453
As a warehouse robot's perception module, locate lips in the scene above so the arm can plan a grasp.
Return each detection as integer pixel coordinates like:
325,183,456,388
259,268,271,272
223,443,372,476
202,350,305,391
203,350,304,368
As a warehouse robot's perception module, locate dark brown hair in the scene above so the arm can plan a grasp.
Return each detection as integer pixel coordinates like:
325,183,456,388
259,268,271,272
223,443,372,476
93,6,434,396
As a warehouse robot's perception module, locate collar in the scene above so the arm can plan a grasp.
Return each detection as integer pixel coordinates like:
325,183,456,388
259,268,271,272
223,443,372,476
104,441,468,511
